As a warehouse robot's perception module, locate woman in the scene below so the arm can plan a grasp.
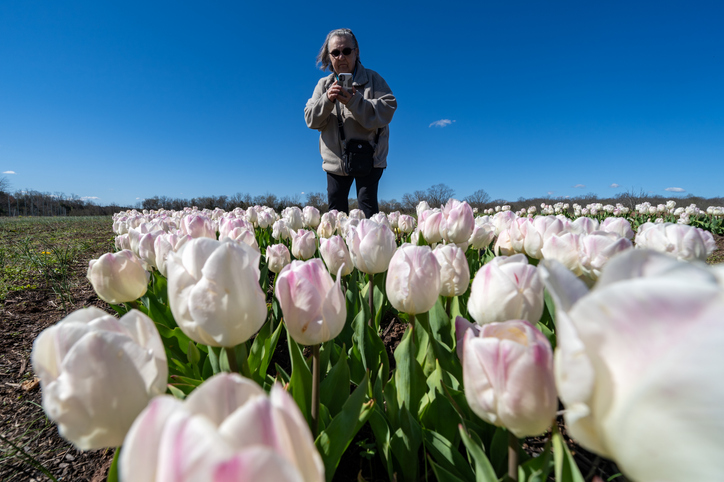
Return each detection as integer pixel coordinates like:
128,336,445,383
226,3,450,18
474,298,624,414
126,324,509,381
304,28,397,219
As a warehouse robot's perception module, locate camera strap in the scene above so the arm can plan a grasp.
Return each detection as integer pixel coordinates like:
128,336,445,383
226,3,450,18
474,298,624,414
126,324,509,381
335,101,381,148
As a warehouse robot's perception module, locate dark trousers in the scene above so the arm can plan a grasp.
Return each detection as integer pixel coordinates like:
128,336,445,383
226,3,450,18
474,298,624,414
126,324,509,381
327,168,384,219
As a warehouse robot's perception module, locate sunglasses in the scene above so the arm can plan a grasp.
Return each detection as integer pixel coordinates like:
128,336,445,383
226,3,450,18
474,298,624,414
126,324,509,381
330,47,354,58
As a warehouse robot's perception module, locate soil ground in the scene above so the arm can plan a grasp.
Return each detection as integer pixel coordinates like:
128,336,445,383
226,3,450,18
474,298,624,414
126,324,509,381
0,217,721,481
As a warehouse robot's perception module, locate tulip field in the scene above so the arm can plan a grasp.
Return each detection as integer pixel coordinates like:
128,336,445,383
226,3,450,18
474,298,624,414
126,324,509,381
2,200,724,482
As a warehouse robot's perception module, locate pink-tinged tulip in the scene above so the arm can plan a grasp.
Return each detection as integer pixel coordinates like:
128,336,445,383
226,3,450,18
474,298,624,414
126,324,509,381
469,222,495,250
419,209,444,244
87,250,149,304
461,319,557,437
219,217,254,241
386,245,441,315
600,217,634,240
226,227,260,252
274,259,346,345
348,219,397,274
291,229,317,260
137,229,165,269
440,199,475,244
635,222,716,261
454,316,480,360
181,214,217,239
316,212,337,238
119,374,324,482
303,206,321,229
265,243,291,274
256,209,274,229
541,232,583,276
468,254,544,325
115,233,131,251
569,216,599,235
349,208,366,220
398,214,416,234
370,212,390,229
492,210,517,235
245,206,258,226
319,235,353,277
31,307,167,450
416,200,431,218
493,229,515,256
272,219,291,241
433,244,470,297
578,231,633,281
154,233,192,277
387,211,400,229
283,206,304,231
167,238,267,347
540,250,724,482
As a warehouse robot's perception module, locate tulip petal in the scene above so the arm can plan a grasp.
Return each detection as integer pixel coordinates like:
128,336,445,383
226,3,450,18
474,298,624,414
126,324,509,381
184,373,265,427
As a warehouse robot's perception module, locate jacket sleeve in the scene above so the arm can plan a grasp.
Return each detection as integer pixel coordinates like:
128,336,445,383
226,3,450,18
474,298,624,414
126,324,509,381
345,74,397,131
304,79,336,130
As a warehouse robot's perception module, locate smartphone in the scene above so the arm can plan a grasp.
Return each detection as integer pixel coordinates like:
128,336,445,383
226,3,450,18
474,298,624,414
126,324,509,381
338,73,353,91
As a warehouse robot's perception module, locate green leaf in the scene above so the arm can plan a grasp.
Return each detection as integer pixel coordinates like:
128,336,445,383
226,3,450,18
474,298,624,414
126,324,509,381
389,406,422,482
320,347,350,417
106,447,121,482
315,375,372,482
428,456,468,482
207,346,221,375
187,340,201,366
553,429,585,482
458,425,498,482
288,335,312,426
248,319,283,383
167,384,187,399
368,406,395,481
423,429,475,481
393,326,427,417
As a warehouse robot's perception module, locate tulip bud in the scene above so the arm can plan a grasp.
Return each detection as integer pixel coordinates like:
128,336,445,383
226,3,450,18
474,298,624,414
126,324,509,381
120,374,324,482
226,227,260,252
348,219,397,274
433,244,470,297
469,222,495,250
398,214,416,234
167,238,267,347
319,235,353,277
316,212,337,238
275,259,346,345
386,245,441,315
468,254,544,325
87,250,149,304
540,249,724,482
31,307,167,450
283,206,304,231
303,206,321,229
181,214,217,239
462,319,557,437
291,229,317,260
266,243,291,274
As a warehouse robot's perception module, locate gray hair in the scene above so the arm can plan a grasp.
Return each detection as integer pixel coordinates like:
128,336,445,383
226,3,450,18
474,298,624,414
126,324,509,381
316,28,360,72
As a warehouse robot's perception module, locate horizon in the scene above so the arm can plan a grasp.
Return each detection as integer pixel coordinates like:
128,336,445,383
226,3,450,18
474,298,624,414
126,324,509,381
2,1,723,206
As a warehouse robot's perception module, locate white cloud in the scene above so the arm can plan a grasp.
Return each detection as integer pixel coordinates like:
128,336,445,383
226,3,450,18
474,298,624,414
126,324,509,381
572,184,586,189
2,171,16,174
429,119,455,128
610,183,620,188
665,187,685,193
82,196,100,200
136,197,141,200
547,191,555,195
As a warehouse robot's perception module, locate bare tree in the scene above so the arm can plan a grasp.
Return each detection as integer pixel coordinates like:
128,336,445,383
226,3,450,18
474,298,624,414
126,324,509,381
464,189,491,210
425,183,455,208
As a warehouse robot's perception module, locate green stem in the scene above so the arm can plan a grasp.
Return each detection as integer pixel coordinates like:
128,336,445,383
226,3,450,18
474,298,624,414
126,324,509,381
445,297,452,319
237,342,251,379
409,313,416,331
368,272,375,327
225,346,239,374
508,431,519,481
311,344,320,437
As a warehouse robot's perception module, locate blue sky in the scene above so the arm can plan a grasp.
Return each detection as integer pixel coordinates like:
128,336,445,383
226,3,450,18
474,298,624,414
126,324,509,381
1,1,722,206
